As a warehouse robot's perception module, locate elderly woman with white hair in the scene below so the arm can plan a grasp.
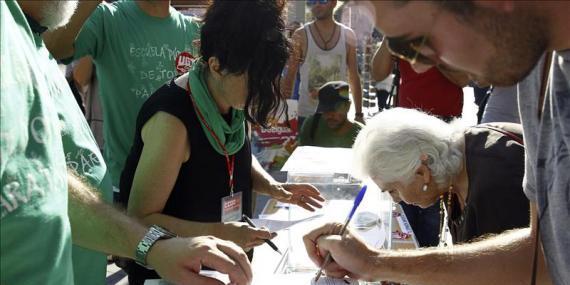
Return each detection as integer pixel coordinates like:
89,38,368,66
352,108,530,244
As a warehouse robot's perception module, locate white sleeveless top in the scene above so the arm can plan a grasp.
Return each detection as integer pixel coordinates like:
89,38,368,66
298,22,349,118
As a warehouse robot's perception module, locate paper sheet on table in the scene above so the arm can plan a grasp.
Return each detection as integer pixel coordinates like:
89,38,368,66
145,273,359,285
281,146,353,174
252,214,323,232
144,270,229,285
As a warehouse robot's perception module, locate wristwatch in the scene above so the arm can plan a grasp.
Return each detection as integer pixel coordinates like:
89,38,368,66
355,112,364,118
135,225,176,269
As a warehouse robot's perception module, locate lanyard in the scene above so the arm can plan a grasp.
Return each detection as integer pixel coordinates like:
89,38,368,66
186,79,236,195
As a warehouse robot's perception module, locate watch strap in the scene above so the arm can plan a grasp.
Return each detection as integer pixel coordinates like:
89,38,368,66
135,225,176,269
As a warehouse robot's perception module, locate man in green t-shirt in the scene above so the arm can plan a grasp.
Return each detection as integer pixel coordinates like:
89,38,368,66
43,0,201,195
33,16,114,284
299,81,363,148
1,2,250,285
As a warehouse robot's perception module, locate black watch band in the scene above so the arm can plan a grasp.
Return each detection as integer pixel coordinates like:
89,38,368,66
135,225,176,269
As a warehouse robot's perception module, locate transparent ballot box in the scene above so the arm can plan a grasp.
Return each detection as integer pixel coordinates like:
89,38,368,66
274,171,393,275
249,147,400,284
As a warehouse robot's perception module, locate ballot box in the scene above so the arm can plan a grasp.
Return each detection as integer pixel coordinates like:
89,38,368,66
244,147,392,284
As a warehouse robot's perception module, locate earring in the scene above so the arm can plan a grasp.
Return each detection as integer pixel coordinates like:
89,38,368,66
422,184,428,192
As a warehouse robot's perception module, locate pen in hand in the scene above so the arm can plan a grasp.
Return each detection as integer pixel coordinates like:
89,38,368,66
241,214,283,255
314,185,368,282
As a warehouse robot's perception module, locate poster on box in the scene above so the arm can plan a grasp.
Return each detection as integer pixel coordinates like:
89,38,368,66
251,99,298,171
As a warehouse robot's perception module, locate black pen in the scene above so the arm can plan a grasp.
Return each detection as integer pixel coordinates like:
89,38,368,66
241,214,283,255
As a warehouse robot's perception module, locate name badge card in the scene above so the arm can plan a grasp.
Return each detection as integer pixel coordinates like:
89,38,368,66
221,191,242,223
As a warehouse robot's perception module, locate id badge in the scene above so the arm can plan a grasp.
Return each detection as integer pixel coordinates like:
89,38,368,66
221,191,242,223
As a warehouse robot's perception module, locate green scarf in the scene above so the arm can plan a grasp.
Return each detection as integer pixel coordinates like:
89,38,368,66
188,61,245,155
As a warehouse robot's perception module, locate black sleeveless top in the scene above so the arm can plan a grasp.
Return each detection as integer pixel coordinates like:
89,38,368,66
119,79,253,284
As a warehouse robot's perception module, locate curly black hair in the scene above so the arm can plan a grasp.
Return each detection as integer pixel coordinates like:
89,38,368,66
200,0,290,127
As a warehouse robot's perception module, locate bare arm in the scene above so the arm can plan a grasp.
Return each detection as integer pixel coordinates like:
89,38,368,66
43,1,101,60
345,29,363,117
127,110,271,249
250,154,279,193
307,203,552,284
371,40,393,82
67,171,253,285
251,154,324,211
68,170,146,258
373,203,551,284
72,56,94,89
280,28,306,98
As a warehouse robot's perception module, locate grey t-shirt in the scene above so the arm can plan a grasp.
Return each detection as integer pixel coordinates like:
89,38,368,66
481,85,520,124
517,51,570,285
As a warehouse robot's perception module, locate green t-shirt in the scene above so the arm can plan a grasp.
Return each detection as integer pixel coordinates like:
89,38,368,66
1,1,73,284
69,0,201,186
299,115,363,148
35,32,113,285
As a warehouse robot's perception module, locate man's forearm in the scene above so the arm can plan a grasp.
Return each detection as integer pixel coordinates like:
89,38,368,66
68,171,146,258
370,227,551,285
43,1,101,60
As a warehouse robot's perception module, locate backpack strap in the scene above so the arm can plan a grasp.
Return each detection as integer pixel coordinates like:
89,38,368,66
475,125,524,146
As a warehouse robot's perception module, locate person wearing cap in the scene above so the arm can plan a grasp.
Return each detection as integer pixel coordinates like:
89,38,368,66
299,81,363,148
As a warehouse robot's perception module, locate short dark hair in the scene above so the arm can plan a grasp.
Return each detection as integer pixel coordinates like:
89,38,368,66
200,0,290,127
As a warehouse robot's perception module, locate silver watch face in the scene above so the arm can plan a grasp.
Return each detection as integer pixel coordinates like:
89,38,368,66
135,225,175,268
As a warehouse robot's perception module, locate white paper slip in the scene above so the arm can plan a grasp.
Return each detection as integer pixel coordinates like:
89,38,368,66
253,273,359,285
252,214,323,232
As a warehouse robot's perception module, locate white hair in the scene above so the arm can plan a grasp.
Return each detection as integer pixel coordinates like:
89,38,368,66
41,1,78,30
352,108,465,188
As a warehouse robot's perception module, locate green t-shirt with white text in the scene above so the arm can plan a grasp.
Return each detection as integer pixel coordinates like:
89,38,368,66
70,0,201,186
1,1,73,284
35,32,113,285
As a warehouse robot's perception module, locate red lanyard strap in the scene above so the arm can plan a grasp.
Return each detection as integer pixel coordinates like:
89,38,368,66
186,79,235,195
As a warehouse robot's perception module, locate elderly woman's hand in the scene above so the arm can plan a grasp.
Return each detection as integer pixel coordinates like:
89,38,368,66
269,183,325,211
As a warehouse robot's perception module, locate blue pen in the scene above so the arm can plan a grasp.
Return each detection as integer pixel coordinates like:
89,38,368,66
314,185,367,282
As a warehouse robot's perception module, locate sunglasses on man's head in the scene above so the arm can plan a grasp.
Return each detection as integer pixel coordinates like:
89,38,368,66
307,0,329,6
385,35,434,65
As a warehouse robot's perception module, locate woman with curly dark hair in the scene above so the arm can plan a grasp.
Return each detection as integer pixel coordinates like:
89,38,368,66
119,1,325,283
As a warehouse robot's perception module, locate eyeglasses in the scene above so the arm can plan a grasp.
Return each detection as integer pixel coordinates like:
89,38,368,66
385,2,445,66
307,0,329,6
385,35,433,65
